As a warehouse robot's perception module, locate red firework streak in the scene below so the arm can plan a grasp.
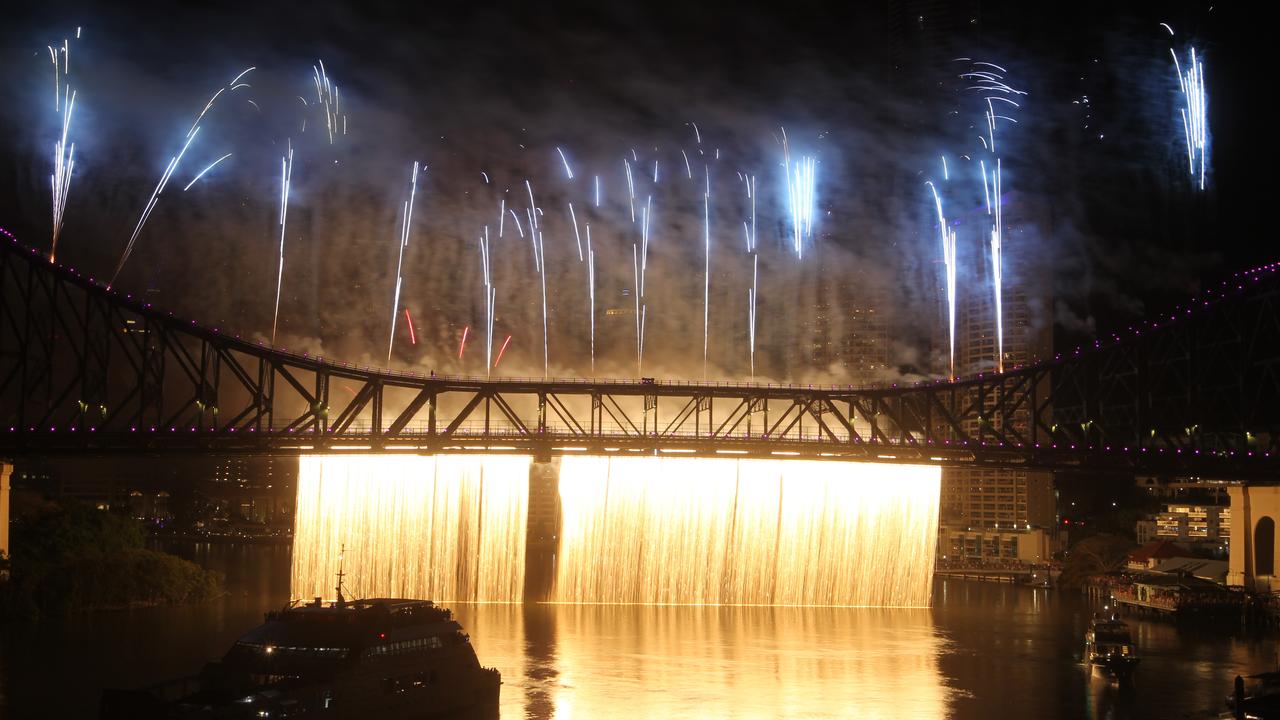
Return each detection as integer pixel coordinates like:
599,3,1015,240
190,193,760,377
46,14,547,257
404,308,417,345
493,334,513,368
458,325,470,359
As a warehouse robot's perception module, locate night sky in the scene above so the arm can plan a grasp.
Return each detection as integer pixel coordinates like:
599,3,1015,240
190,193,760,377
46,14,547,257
0,1,1266,382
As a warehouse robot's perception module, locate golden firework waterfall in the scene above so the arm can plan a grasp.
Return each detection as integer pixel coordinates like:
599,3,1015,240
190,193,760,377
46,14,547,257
292,454,939,607
553,457,940,606
291,454,532,602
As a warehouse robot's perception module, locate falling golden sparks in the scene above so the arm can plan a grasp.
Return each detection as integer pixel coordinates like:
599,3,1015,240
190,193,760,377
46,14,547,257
553,457,940,607
292,454,940,608
291,454,531,602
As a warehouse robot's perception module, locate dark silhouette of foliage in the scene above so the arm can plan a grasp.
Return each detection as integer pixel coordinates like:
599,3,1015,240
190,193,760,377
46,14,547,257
2,500,222,618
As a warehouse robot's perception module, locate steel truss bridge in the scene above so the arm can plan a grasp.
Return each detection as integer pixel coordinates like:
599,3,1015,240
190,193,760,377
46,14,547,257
2,233,1280,477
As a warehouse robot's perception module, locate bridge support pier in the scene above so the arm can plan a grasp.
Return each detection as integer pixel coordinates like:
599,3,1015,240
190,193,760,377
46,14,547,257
1227,483,1280,593
1,460,11,564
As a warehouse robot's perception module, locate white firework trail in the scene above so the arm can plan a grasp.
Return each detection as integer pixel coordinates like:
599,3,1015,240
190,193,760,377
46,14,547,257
556,146,574,179
633,197,653,373
624,158,636,222
633,244,641,372
48,45,60,111
586,224,596,374
980,159,991,214
526,208,538,268
958,60,1022,373
780,128,816,259
989,160,1004,373
958,64,1025,154
524,180,549,376
271,140,294,345
568,202,584,262
525,180,540,270
387,161,422,363
50,84,75,262
46,37,78,261
702,168,711,378
508,208,525,239
312,60,341,145
537,229,549,376
182,153,233,191
479,226,496,378
111,126,201,285
112,68,254,284
926,181,958,380
1170,45,1209,189
749,255,759,378
741,173,759,377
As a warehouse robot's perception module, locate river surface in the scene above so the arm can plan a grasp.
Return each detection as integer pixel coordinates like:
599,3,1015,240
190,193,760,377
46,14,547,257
0,544,1274,719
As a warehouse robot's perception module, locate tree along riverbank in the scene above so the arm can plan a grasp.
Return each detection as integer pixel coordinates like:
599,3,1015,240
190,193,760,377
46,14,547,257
1,497,223,619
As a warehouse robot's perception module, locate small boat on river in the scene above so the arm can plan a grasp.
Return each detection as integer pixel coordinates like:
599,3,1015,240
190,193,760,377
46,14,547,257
1084,614,1140,683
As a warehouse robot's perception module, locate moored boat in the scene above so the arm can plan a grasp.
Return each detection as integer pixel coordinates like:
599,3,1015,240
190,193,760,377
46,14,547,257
1084,614,1140,683
101,594,500,719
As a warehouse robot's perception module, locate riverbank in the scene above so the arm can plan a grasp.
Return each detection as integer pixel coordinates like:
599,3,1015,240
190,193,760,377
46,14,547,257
1,499,223,618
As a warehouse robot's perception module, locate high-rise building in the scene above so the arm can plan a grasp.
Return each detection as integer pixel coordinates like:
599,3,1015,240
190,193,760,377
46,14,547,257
206,456,292,523
803,266,890,382
938,195,1057,529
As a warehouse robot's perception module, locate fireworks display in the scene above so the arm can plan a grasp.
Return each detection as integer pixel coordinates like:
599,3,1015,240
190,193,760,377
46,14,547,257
925,181,957,380
181,153,232,192
387,161,422,363
780,128,816,260
271,140,294,345
8,13,1223,387
110,67,255,286
1169,36,1209,189
479,226,496,377
311,60,343,145
47,35,78,262
922,60,1026,376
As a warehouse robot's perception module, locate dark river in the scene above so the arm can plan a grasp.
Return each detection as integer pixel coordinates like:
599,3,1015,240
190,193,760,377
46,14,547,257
0,544,1274,719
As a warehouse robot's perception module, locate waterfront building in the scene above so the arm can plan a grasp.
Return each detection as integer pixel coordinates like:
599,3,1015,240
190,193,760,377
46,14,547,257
936,522,1057,563
1150,557,1229,584
127,490,172,522
1155,503,1230,547
1126,540,1194,572
1135,518,1158,545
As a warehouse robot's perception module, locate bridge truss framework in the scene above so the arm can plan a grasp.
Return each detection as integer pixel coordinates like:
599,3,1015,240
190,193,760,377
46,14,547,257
3,235,1280,478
